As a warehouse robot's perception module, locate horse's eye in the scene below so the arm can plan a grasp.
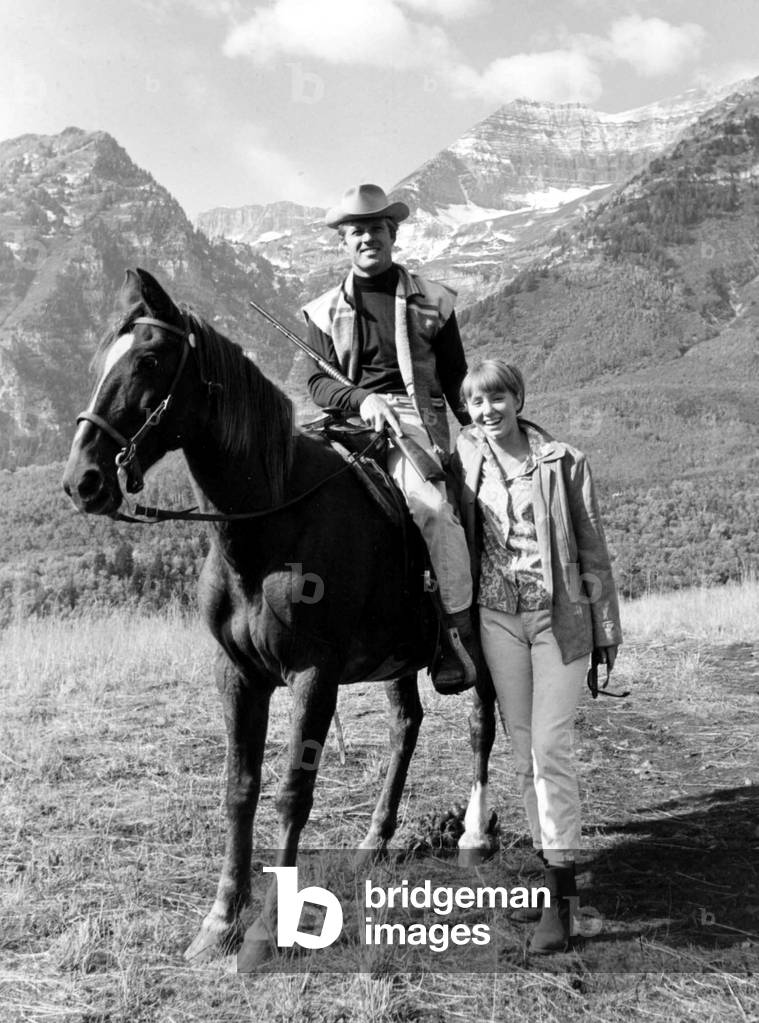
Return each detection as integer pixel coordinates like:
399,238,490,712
138,354,159,373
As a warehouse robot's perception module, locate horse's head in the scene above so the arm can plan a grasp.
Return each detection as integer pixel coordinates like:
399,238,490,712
63,268,203,515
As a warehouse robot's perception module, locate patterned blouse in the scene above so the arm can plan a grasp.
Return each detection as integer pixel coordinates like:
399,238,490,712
476,429,551,614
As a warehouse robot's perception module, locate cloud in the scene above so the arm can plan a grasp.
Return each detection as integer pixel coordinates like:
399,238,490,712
451,49,602,105
239,130,326,205
134,0,245,19
222,3,707,108
223,0,456,69
447,15,705,105
399,0,492,18
694,60,759,92
607,15,705,77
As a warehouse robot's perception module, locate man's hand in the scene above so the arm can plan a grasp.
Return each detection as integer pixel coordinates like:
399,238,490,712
359,394,403,436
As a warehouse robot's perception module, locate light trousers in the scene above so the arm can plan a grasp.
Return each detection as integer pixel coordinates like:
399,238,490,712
479,605,587,858
384,395,472,614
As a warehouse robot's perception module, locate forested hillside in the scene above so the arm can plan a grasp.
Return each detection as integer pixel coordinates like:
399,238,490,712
3,454,758,628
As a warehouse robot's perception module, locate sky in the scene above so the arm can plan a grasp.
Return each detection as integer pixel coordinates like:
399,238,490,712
2,0,759,219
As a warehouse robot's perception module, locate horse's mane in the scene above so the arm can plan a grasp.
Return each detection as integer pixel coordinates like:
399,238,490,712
93,301,295,504
181,305,295,503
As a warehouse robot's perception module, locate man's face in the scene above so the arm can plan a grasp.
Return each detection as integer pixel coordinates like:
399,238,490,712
340,218,395,277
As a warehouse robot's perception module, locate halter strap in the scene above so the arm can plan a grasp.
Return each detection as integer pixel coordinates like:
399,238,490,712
77,409,129,449
132,316,188,339
75,315,191,495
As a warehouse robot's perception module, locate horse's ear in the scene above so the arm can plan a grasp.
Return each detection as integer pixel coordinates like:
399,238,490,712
120,269,143,310
119,268,179,322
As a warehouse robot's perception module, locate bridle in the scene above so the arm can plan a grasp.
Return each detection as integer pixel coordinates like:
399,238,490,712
76,316,191,495
75,314,382,524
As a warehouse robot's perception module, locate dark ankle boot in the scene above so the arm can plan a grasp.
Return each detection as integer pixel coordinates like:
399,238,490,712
529,864,576,954
510,850,548,922
432,609,478,695
510,896,543,923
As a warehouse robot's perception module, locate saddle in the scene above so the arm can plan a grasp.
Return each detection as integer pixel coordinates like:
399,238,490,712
301,408,406,529
302,408,475,693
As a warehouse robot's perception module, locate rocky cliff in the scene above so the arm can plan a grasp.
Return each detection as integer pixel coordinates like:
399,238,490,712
393,80,759,297
0,128,301,467
198,200,326,250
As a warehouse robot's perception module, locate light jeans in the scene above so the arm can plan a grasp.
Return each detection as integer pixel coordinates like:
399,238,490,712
479,605,587,859
384,395,472,614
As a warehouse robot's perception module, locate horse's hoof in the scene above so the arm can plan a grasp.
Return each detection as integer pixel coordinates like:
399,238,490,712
236,917,276,973
185,932,229,961
355,841,388,868
458,846,489,867
184,921,240,962
457,833,496,866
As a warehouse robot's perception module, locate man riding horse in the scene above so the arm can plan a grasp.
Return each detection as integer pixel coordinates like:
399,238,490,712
303,184,478,693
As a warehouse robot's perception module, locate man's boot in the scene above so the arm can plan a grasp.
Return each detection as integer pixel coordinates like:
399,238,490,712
529,864,576,954
432,608,478,695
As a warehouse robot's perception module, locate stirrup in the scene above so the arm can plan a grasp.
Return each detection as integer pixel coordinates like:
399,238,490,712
431,627,477,695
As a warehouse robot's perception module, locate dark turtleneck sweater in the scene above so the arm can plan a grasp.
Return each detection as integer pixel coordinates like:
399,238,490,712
305,264,466,415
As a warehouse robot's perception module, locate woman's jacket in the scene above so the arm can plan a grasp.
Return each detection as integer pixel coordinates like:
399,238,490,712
451,420,622,664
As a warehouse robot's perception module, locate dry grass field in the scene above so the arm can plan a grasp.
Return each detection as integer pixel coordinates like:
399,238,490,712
1,582,758,1022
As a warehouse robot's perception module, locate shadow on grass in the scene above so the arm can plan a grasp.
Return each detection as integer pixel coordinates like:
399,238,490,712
196,787,758,976
574,783,759,971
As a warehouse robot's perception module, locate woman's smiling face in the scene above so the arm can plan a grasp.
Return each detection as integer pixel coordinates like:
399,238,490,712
466,386,521,442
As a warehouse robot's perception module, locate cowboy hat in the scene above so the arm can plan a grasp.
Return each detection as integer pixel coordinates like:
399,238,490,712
325,183,410,229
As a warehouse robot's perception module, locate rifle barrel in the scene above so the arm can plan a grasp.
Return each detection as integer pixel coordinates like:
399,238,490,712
247,299,445,483
248,300,354,388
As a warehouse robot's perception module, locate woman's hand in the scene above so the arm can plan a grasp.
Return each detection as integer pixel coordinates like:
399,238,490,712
594,644,618,681
601,642,617,675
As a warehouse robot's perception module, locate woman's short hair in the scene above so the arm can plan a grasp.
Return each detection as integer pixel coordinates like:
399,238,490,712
462,359,525,413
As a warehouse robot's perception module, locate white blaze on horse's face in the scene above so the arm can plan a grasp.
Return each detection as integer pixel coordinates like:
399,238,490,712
73,332,136,443
92,332,137,407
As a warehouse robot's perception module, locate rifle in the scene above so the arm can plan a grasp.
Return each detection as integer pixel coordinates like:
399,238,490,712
249,300,446,483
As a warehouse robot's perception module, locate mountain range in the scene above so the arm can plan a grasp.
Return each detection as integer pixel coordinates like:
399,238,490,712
197,80,757,304
461,87,759,485
1,78,759,489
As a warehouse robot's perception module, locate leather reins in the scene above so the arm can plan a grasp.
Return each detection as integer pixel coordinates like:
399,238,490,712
76,315,381,525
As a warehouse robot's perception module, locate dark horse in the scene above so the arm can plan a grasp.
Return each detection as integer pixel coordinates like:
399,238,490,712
63,269,498,968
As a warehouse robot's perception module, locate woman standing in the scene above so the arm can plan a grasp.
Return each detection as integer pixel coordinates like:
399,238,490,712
452,359,622,953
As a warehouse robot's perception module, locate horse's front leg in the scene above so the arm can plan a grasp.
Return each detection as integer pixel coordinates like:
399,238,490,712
458,681,497,863
185,652,273,962
237,667,338,971
359,673,423,854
